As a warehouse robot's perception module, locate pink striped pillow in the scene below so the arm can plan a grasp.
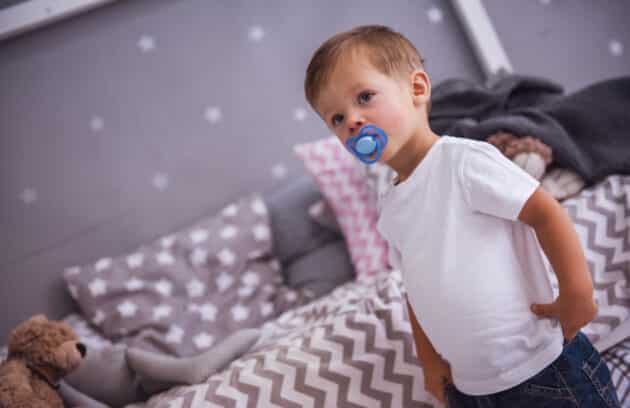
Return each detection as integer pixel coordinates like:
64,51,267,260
294,137,389,276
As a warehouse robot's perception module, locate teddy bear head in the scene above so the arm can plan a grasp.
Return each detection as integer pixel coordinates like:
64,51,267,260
8,314,86,382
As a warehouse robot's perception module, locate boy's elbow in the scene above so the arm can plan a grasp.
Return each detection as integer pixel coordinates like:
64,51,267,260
518,187,557,229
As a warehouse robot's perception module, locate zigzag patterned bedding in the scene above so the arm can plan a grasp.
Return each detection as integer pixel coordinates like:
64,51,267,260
128,270,436,408
128,268,629,408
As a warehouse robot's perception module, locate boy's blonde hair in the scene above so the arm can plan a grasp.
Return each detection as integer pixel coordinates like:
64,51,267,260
304,25,427,111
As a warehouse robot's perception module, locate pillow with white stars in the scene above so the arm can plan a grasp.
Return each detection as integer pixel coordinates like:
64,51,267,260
63,193,312,357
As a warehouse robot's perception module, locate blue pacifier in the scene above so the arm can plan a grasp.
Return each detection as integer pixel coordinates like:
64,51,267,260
346,125,388,164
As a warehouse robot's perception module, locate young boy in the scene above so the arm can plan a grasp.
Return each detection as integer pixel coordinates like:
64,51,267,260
304,25,620,407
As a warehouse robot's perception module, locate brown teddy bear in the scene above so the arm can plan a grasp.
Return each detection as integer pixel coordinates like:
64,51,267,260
0,315,86,408
486,131,585,200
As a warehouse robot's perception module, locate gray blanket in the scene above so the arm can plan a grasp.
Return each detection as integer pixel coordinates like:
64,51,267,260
429,74,630,185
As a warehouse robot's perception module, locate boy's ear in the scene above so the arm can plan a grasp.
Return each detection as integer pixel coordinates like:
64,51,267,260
410,69,431,107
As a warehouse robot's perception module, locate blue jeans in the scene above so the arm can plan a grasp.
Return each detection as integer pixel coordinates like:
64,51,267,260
445,331,621,407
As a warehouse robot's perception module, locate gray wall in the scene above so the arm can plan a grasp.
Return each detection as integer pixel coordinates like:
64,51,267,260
0,0,482,340
484,0,630,93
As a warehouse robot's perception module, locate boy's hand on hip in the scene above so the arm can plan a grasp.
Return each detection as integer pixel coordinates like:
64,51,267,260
422,355,453,404
530,292,598,341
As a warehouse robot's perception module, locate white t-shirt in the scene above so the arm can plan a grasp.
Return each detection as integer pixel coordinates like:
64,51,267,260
377,136,563,396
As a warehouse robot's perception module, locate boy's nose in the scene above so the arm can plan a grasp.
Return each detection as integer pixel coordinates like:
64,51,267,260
348,120,364,136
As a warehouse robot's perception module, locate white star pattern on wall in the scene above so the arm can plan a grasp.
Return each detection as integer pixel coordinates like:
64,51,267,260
152,172,169,191
193,332,214,349
204,106,223,124
88,278,107,297
293,107,307,121
19,188,37,205
118,300,138,317
609,40,624,56
186,278,206,297
90,116,104,132
165,325,184,344
126,253,144,268
137,34,156,53
154,279,173,296
248,25,265,42
271,163,288,180
427,6,443,23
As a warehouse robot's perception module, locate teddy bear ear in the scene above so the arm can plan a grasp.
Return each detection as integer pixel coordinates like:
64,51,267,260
8,315,46,355
29,314,48,324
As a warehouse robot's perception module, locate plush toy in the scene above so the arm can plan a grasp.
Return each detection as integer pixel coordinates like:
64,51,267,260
0,314,86,408
61,328,261,407
486,131,585,200
487,131,553,180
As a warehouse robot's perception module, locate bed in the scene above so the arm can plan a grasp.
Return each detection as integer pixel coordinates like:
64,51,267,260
1,1,628,407
48,168,630,408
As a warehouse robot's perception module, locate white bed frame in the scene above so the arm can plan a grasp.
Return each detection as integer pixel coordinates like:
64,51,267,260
0,0,116,42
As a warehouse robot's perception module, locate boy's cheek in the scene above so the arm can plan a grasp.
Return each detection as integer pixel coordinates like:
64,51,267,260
378,105,405,135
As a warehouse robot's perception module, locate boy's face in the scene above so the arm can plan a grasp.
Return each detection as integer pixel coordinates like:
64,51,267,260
314,56,426,164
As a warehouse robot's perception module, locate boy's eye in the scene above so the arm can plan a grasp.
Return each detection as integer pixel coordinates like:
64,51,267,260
331,114,344,127
358,91,374,104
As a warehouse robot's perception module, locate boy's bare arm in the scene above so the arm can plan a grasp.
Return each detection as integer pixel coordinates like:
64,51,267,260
405,299,441,364
406,299,453,403
519,187,598,340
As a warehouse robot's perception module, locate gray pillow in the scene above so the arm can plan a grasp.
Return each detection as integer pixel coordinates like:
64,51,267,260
63,194,308,358
265,176,341,266
285,239,355,299
308,199,341,235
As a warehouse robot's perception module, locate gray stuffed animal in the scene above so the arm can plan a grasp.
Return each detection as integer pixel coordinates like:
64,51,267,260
60,328,260,407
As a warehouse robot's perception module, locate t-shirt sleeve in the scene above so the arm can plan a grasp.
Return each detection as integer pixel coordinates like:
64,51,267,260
460,143,540,220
